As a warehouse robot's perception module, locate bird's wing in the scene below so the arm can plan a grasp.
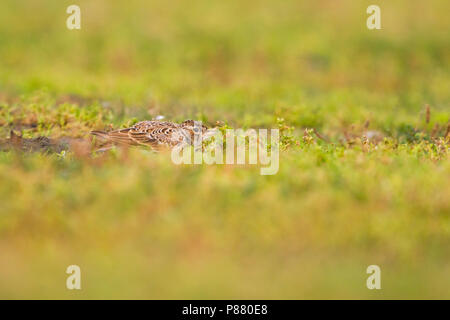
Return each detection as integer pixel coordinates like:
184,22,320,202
92,121,186,149
143,126,186,147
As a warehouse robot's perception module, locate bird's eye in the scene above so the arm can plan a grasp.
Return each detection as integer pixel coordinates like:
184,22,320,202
193,127,200,132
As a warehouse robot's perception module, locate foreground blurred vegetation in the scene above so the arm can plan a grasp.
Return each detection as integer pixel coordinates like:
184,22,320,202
0,0,449,299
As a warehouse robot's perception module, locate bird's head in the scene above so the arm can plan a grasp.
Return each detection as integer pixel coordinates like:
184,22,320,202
181,120,209,135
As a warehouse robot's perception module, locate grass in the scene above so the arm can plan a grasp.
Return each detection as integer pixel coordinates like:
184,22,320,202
0,0,449,299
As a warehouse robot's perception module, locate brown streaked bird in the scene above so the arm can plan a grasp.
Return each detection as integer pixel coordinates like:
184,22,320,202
91,120,210,151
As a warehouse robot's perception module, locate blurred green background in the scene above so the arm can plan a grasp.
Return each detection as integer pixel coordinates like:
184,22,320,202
0,0,449,299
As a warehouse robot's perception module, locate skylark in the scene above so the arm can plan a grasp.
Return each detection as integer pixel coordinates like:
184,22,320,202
91,120,211,151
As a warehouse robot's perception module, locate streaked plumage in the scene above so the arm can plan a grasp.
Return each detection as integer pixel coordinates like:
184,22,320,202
91,120,209,150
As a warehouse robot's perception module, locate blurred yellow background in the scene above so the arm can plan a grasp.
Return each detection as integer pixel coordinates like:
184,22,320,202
0,0,448,299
